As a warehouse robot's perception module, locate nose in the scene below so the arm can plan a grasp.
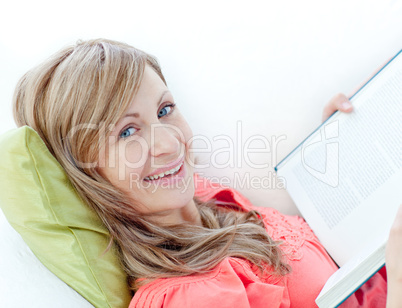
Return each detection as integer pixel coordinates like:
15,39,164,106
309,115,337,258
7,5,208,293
149,124,182,158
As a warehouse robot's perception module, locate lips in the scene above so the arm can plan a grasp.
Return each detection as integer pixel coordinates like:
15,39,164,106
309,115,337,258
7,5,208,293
144,162,183,181
144,158,185,181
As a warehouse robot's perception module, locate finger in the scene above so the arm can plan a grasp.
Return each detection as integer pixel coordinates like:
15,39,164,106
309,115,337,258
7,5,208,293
322,93,353,122
332,93,353,111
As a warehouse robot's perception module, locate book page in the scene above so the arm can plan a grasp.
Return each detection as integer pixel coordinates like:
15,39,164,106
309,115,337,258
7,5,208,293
275,52,402,266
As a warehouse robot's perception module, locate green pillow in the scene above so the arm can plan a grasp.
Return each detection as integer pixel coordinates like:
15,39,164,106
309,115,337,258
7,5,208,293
0,126,131,308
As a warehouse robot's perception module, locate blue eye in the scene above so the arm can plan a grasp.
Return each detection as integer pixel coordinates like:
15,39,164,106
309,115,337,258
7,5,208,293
158,104,174,118
119,127,136,139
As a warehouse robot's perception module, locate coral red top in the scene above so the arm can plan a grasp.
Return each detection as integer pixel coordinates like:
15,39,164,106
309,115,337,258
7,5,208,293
129,174,387,308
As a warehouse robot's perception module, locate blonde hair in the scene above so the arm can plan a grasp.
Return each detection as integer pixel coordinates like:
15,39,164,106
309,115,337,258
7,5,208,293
13,39,290,291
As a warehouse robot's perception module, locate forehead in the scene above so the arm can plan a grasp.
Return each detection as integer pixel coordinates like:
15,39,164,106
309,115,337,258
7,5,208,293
120,66,169,117
136,65,167,97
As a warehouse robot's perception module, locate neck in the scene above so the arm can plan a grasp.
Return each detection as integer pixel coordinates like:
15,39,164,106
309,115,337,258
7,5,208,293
149,199,202,227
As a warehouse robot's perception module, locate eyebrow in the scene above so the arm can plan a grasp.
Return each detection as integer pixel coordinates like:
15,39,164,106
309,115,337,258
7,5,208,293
120,90,170,120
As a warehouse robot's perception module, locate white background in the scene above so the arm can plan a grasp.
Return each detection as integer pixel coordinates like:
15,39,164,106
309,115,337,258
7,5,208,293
0,0,401,306
1,0,402,213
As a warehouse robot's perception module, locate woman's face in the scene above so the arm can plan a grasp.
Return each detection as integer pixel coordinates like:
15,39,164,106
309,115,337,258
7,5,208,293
98,65,196,224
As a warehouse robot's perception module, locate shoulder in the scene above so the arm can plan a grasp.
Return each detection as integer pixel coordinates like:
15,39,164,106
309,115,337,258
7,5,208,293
193,173,255,211
129,258,290,308
193,173,315,242
193,174,307,221
193,174,319,260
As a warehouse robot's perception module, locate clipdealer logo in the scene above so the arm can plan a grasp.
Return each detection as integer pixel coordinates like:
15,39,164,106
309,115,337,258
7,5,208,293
301,120,339,187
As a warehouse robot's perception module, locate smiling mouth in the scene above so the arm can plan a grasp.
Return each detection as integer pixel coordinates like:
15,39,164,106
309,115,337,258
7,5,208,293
144,162,183,181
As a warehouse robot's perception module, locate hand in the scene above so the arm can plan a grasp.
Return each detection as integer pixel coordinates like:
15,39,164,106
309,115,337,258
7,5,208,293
321,93,353,123
322,56,394,123
385,204,402,308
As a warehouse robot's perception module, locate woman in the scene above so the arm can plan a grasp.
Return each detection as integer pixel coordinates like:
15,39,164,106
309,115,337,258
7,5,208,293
12,39,401,307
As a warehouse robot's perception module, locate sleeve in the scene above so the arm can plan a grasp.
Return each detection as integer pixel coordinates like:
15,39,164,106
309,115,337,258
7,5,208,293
130,258,291,308
193,173,254,211
162,277,287,308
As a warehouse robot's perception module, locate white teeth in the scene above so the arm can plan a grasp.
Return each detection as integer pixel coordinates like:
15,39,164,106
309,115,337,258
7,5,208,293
144,162,183,181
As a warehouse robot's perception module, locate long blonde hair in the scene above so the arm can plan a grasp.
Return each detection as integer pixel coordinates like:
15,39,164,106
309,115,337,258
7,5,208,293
13,39,290,291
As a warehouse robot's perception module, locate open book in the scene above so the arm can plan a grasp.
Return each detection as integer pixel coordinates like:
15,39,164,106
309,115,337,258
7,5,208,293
274,50,402,308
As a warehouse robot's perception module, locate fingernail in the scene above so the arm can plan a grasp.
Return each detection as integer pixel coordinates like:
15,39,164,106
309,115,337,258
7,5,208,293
341,101,352,110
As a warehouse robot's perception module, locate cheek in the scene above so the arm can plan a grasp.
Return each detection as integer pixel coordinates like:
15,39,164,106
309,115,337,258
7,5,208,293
99,140,148,187
178,117,193,143
97,143,114,180
179,120,195,168
116,140,148,179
